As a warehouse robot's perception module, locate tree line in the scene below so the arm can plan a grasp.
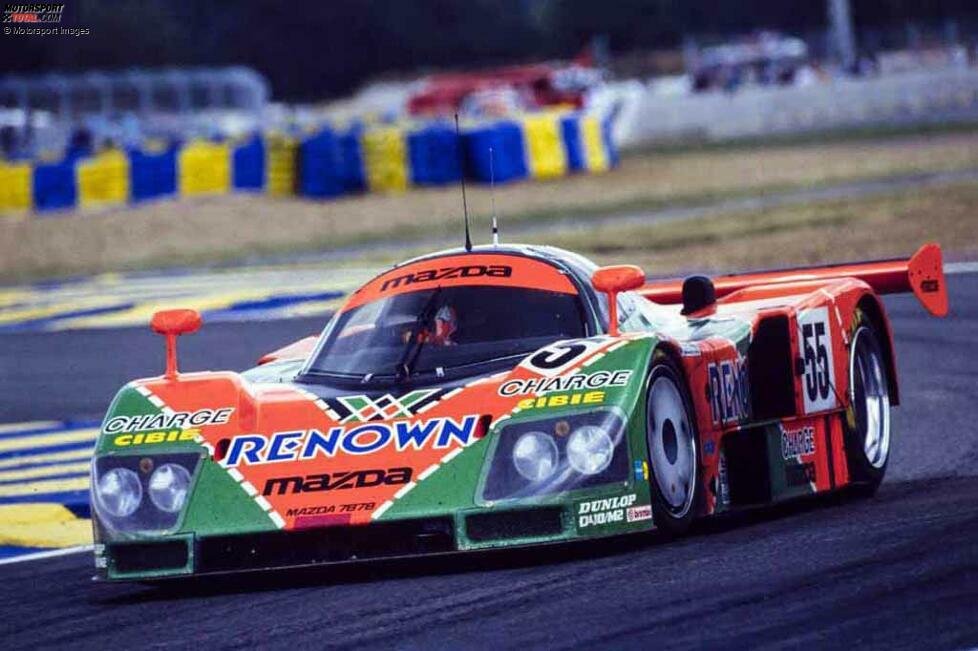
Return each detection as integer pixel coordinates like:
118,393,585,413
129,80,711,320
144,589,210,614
2,0,976,100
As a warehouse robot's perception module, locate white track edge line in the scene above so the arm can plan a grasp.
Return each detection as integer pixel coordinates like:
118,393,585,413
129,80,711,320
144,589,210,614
0,544,93,566
946,262,978,274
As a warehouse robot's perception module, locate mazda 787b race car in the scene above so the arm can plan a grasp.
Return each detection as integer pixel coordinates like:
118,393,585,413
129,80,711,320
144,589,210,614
90,243,948,581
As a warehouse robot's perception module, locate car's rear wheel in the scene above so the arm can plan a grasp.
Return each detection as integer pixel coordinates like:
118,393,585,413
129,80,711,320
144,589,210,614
844,319,892,494
645,358,700,535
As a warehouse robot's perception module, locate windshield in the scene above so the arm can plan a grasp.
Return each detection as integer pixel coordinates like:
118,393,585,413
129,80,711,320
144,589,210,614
306,285,586,379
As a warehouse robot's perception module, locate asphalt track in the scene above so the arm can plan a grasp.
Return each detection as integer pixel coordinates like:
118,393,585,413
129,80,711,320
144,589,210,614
0,318,324,422
1,272,977,649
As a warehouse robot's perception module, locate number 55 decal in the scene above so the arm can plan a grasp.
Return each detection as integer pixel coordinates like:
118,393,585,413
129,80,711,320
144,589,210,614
798,307,836,414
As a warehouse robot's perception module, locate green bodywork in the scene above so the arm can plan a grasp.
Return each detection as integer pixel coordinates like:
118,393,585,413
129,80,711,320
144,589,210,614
382,338,658,550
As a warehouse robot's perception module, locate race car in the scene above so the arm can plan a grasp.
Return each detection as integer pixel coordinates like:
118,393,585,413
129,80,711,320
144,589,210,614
90,242,947,581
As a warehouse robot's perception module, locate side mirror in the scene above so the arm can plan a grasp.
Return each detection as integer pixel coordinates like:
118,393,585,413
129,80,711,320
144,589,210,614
151,309,202,336
150,309,202,380
591,265,645,336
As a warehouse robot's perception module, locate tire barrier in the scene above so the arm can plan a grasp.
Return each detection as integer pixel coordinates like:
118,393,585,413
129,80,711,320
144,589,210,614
463,120,528,184
76,149,130,210
563,113,612,174
522,112,569,180
0,111,617,216
408,122,462,185
361,125,409,193
232,136,265,191
265,134,298,196
298,127,345,198
32,156,78,213
338,127,368,193
129,142,177,202
178,140,231,196
0,160,32,215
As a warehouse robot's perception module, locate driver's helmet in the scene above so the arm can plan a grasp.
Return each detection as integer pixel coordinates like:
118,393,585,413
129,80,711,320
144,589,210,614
428,304,458,346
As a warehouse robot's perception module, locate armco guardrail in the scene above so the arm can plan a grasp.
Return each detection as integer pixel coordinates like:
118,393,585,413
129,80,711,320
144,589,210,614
620,68,978,147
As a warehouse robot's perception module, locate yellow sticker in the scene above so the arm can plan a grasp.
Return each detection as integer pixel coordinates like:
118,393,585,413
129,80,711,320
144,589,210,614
516,391,605,410
112,428,200,447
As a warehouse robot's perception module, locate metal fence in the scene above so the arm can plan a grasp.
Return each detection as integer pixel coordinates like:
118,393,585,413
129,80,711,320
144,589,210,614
0,67,270,159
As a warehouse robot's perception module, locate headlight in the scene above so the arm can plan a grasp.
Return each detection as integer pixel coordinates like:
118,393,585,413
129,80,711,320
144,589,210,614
482,410,628,502
96,467,143,517
512,431,559,481
93,453,199,532
148,463,192,513
566,425,615,475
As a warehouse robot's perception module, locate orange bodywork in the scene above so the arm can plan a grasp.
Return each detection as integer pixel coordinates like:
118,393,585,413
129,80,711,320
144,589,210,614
639,243,948,317
257,336,319,366
343,253,577,312
139,337,632,529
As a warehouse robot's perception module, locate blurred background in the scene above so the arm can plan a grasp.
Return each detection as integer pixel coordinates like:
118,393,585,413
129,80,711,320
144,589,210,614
1,0,978,318
3,0,978,283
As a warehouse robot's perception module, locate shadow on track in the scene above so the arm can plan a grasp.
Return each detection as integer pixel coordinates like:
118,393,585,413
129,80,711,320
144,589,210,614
97,485,881,605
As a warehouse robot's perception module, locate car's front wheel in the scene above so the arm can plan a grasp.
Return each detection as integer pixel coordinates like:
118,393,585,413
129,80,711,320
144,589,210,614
645,357,701,535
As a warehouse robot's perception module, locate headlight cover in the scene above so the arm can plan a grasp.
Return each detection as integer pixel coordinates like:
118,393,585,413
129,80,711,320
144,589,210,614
513,431,559,481
96,468,143,518
481,409,629,502
92,453,200,533
148,463,193,513
566,426,614,475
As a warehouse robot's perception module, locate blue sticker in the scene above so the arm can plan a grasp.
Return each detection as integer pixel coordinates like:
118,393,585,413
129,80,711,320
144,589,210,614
633,459,644,480
704,440,716,455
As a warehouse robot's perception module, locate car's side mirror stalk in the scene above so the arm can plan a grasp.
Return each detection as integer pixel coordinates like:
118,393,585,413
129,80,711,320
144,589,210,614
150,309,202,380
591,265,645,336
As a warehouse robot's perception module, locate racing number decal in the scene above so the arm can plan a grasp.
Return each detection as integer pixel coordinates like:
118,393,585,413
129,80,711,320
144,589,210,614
522,340,602,377
803,322,829,400
529,343,587,369
799,307,836,414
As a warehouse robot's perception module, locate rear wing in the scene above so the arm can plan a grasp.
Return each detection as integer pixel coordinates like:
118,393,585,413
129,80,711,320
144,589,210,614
637,243,948,317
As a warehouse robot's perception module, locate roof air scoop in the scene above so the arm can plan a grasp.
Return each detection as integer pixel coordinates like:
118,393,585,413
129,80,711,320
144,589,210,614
681,276,717,316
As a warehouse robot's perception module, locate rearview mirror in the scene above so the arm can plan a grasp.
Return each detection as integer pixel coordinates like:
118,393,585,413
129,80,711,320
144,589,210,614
150,309,202,379
151,309,202,336
592,265,645,294
591,265,645,336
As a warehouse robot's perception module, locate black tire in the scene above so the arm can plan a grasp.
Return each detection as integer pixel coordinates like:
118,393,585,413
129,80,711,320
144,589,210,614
644,355,702,535
843,313,892,495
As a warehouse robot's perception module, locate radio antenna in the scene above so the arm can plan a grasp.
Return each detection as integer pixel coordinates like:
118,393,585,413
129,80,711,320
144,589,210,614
489,146,499,246
455,113,472,252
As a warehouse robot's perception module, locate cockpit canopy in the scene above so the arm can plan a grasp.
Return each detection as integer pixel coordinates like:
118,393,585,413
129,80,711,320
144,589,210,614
304,251,589,381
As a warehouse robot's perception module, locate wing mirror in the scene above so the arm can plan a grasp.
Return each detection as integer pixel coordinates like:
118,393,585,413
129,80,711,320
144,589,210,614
591,265,645,336
150,309,202,380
